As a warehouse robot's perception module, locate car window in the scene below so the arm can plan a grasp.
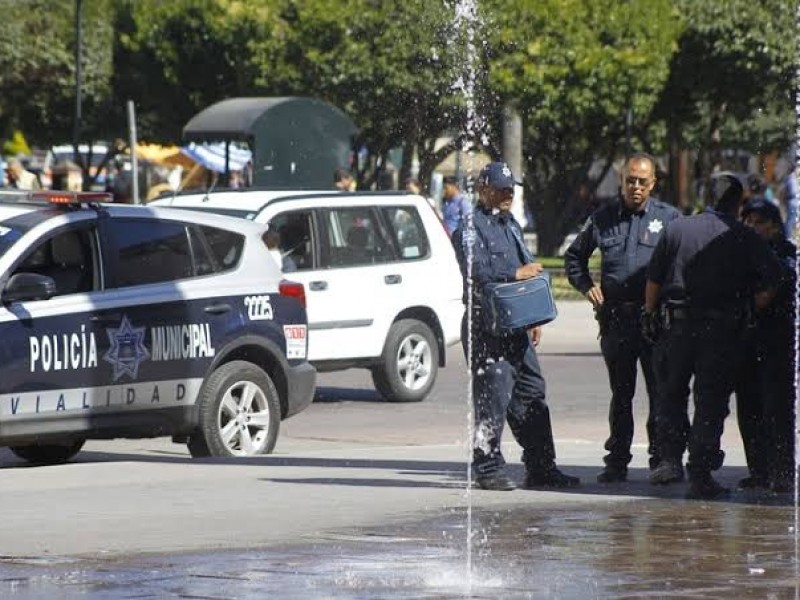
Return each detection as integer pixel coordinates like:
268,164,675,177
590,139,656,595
107,220,193,287
267,211,314,271
197,225,245,273
319,207,394,268
381,206,429,260
13,226,99,296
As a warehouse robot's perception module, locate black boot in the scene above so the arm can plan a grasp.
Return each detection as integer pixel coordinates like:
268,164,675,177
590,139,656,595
686,474,730,500
475,471,516,491
523,467,580,489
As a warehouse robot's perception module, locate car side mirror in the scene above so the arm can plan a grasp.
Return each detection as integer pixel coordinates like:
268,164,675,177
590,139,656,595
2,272,57,303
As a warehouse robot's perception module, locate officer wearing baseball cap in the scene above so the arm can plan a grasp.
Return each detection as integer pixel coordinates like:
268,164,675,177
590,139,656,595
644,172,783,499
736,196,797,493
451,161,579,491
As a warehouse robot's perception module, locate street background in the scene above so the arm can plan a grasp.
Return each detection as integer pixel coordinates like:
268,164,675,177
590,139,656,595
0,300,751,559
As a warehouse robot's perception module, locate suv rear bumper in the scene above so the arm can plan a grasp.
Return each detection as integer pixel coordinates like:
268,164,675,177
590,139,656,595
285,361,316,418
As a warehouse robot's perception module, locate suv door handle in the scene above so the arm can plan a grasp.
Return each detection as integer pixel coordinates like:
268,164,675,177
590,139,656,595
204,303,231,315
309,281,328,291
384,274,402,285
90,313,122,324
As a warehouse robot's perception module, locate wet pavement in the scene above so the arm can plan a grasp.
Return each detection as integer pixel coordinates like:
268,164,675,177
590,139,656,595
1,303,796,599
2,499,798,599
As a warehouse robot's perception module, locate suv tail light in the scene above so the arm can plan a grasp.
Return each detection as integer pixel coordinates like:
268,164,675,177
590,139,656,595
279,279,306,309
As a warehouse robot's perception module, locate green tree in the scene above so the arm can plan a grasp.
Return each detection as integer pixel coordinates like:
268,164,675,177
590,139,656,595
251,0,470,190
486,0,682,255
112,0,286,142
654,0,798,207
0,0,115,188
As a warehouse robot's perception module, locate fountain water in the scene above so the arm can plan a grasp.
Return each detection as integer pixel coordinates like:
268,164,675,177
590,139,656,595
452,0,483,592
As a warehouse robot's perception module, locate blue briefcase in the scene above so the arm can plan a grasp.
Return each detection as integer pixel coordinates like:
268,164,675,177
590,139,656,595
482,274,558,334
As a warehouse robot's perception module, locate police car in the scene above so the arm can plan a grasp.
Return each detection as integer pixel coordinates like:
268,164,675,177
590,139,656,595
0,191,315,464
152,190,464,403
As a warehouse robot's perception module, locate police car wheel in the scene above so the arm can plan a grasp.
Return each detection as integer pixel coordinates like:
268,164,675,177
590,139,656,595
188,361,281,458
372,319,438,403
9,440,85,465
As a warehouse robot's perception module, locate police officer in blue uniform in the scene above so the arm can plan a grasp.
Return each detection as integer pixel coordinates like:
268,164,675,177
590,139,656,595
736,198,797,493
644,173,782,499
452,162,579,491
565,153,682,483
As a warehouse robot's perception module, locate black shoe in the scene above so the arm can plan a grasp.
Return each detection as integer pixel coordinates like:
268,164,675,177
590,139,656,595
737,475,768,490
524,468,580,489
686,475,730,500
597,466,627,483
770,478,794,494
649,459,684,485
475,472,516,491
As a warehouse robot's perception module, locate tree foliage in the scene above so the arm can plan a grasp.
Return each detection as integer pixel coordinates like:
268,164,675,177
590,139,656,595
654,0,797,203
486,0,682,254
249,0,469,189
0,0,114,146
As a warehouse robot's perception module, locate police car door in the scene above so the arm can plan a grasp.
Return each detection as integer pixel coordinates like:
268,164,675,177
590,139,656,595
96,217,221,421
0,215,111,433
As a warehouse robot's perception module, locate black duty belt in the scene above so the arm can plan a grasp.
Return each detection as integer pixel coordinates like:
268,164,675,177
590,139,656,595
666,305,742,320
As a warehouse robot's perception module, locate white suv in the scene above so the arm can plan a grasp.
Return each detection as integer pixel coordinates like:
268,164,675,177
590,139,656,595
153,190,464,402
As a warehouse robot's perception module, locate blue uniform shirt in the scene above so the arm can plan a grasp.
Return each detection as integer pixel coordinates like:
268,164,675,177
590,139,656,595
442,193,472,237
452,203,531,308
564,197,680,304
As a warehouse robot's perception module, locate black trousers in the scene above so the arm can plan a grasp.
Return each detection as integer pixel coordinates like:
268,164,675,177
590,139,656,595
461,315,556,477
599,314,660,469
654,316,743,477
736,317,796,483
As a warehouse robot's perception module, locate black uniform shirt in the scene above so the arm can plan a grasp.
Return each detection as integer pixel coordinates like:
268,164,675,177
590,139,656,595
564,197,680,303
647,209,783,309
763,236,797,322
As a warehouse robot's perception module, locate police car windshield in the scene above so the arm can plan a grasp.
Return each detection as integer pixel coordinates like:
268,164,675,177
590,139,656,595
0,221,29,258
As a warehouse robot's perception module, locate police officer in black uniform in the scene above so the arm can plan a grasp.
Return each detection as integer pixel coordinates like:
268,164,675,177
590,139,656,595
565,153,682,483
736,198,797,493
644,173,782,500
452,162,579,491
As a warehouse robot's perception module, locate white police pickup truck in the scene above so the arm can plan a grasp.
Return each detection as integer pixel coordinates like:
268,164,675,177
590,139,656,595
0,191,315,464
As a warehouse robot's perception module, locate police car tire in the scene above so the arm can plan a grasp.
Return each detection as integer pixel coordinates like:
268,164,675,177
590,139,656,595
188,361,281,458
372,319,438,403
9,440,85,465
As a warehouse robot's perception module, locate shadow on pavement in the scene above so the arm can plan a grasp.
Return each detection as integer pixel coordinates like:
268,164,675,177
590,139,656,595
12,450,789,506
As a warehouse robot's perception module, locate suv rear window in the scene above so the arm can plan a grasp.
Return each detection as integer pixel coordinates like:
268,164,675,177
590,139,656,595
381,206,429,260
200,225,245,272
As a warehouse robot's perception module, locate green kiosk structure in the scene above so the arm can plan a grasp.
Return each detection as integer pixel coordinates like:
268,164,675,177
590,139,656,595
182,96,358,189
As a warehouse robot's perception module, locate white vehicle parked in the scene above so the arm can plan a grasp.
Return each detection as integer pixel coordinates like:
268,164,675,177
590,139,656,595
153,190,464,402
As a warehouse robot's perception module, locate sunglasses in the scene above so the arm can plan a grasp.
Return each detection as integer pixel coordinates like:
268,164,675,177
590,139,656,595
625,177,652,188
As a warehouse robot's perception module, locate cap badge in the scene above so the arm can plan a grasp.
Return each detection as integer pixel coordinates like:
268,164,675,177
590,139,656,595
502,165,512,177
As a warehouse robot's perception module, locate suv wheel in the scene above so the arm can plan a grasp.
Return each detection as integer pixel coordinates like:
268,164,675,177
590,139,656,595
372,319,438,402
188,361,281,458
9,440,85,465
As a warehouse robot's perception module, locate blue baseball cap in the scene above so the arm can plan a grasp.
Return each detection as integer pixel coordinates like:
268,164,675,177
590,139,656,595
477,161,520,190
742,197,783,226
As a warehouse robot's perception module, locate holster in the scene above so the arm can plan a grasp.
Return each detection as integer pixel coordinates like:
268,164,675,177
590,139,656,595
594,304,609,338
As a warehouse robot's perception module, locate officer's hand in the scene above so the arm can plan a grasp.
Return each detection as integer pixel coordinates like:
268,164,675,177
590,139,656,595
529,326,542,347
640,309,660,345
585,286,604,307
516,262,544,280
